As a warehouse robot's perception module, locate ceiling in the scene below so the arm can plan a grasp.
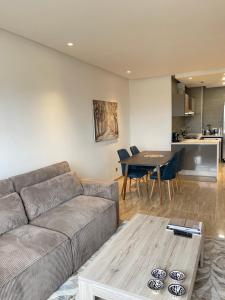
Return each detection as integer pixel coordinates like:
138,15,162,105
176,69,225,88
1,0,225,79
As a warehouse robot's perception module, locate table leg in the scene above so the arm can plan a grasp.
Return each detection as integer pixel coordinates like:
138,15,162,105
122,164,128,200
157,165,162,204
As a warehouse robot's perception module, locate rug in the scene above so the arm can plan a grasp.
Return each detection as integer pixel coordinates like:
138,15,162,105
48,233,225,300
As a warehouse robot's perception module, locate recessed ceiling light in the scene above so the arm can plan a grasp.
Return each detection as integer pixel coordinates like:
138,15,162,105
126,70,131,74
219,233,225,238
188,77,192,80
67,42,74,47
222,77,225,81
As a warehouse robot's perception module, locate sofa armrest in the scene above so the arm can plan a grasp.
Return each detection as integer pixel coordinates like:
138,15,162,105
81,179,119,224
81,179,119,202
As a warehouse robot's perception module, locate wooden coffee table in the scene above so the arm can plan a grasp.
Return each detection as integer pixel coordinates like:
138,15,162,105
78,214,204,300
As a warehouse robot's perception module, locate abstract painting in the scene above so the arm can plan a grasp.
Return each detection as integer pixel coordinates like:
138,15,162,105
93,100,118,142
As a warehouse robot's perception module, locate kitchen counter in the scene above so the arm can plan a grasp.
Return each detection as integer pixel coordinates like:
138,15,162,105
202,134,223,138
172,138,219,181
172,138,220,145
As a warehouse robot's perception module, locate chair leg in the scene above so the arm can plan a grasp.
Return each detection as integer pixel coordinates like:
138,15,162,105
137,179,141,198
129,178,132,191
121,176,124,196
145,176,149,197
150,180,156,199
175,177,179,191
171,180,175,198
167,180,172,201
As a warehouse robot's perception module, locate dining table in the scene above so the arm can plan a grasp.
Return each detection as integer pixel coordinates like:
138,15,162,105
120,150,175,203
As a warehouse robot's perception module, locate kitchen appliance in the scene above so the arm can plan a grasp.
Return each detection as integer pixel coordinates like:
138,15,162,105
172,132,180,142
206,124,212,135
212,128,219,135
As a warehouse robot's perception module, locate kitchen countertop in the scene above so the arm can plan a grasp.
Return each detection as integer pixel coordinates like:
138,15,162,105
201,134,223,138
172,138,220,145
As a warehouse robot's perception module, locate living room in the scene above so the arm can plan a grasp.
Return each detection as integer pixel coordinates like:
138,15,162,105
0,1,224,300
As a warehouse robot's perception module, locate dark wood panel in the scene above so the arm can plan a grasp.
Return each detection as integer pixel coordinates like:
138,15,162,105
120,151,175,166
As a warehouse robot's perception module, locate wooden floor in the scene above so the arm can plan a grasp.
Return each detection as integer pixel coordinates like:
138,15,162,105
118,163,225,239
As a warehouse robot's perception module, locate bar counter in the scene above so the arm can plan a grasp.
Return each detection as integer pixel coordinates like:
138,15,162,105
172,139,219,181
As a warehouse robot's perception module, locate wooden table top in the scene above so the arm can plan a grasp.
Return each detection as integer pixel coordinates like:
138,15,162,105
79,214,203,300
121,150,175,166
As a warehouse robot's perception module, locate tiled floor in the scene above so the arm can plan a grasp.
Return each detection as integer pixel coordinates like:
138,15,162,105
118,163,225,238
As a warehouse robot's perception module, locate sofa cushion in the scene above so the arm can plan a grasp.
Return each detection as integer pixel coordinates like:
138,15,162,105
31,195,117,271
0,224,73,300
10,161,70,193
0,193,28,235
20,171,83,220
0,179,14,198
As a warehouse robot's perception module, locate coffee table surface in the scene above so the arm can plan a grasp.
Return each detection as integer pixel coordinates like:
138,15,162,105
79,214,203,300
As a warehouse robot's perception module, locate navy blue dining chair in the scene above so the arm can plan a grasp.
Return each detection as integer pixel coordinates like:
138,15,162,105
117,149,148,198
149,152,178,201
130,146,140,155
130,146,155,176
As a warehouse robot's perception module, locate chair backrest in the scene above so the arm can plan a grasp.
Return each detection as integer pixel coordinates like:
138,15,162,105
130,146,140,155
162,152,178,180
117,149,130,176
177,148,185,172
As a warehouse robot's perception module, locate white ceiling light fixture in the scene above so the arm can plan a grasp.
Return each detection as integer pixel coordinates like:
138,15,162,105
67,42,74,47
188,77,193,80
126,70,131,74
222,76,225,81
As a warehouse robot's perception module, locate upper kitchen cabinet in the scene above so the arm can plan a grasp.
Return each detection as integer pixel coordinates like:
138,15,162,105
172,78,195,116
184,93,195,116
172,94,185,116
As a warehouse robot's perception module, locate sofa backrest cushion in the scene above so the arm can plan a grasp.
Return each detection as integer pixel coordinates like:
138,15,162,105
0,192,28,235
0,179,14,198
20,171,83,220
10,161,71,193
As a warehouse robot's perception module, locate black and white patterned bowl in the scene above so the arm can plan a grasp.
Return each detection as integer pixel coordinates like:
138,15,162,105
151,268,167,280
147,279,165,290
168,284,186,296
169,270,186,281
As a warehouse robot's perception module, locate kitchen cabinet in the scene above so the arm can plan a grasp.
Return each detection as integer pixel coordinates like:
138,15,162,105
201,136,223,161
185,94,195,115
172,93,195,116
172,78,195,116
172,93,185,116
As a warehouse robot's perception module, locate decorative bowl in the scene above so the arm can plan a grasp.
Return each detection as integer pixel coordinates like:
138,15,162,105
169,270,186,281
151,268,167,280
147,279,164,290
168,284,186,296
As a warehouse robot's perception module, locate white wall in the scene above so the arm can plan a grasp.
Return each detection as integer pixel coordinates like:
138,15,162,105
129,77,172,150
0,29,130,180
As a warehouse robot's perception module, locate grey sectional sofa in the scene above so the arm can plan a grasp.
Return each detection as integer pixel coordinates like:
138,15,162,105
0,161,119,300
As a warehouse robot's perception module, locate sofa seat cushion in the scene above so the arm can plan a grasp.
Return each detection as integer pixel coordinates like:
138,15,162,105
21,171,83,220
31,195,117,271
0,224,73,300
0,192,28,235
